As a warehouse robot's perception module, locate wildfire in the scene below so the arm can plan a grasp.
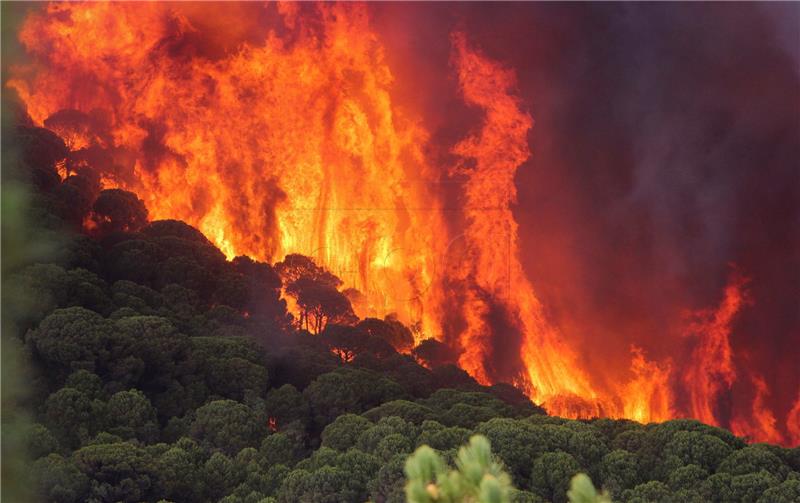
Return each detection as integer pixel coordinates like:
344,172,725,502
9,1,446,338
8,2,798,446
730,375,783,445
682,270,749,427
450,31,599,411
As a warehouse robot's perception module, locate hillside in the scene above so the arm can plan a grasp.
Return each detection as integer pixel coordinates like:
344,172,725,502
3,125,799,503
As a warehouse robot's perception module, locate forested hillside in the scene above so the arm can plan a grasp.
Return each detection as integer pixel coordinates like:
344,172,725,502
3,124,799,503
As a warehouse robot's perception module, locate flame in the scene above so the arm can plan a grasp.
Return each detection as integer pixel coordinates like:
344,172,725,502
621,346,674,423
787,394,800,447
9,2,446,339
682,270,749,426
730,374,783,445
450,31,599,410
7,2,796,445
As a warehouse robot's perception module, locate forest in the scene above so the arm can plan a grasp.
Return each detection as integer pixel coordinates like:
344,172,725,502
3,123,799,503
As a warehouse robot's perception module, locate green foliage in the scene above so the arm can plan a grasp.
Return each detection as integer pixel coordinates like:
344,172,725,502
567,430,609,472
405,435,514,503
190,400,266,455
376,433,415,461
667,464,708,491
105,389,159,442
474,418,541,485
154,445,204,501
357,416,418,454
717,444,790,479
370,454,408,503
321,413,373,451
203,451,236,500
530,451,581,503
277,466,354,502
23,423,61,460
264,384,310,427
260,433,301,468
43,386,105,448
64,369,104,399
26,306,113,374
622,481,670,503
757,478,800,503
364,399,437,424
728,471,780,502
417,421,472,452
32,453,90,503
304,367,405,427
566,474,612,503
662,430,733,473
89,188,148,234
72,441,155,502
599,449,640,497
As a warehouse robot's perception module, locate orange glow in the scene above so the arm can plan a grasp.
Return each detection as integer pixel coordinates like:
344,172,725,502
7,2,795,445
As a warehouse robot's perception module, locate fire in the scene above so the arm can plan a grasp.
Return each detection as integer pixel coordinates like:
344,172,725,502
450,31,599,411
9,2,446,340
7,2,797,445
682,270,749,426
621,347,673,423
787,394,800,446
730,375,782,445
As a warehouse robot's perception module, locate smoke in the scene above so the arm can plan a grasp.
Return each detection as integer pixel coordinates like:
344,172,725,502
373,2,800,435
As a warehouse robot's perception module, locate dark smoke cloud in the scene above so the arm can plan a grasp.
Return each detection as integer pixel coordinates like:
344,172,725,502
373,3,799,431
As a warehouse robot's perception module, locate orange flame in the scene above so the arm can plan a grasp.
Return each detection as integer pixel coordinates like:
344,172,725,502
787,393,800,447
9,2,446,340
450,31,600,411
730,375,783,445
621,346,674,423
682,270,749,426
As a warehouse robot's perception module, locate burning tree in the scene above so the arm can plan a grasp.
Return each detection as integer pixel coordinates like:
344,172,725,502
286,276,357,334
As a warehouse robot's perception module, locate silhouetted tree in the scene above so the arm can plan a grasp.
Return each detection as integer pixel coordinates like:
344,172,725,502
321,324,396,362
50,173,101,229
13,126,67,190
287,277,356,334
43,109,103,154
357,316,414,353
89,189,148,235
274,254,341,288
412,338,459,368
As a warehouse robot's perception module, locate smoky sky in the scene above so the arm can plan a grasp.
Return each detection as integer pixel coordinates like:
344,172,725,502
372,2,800,424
